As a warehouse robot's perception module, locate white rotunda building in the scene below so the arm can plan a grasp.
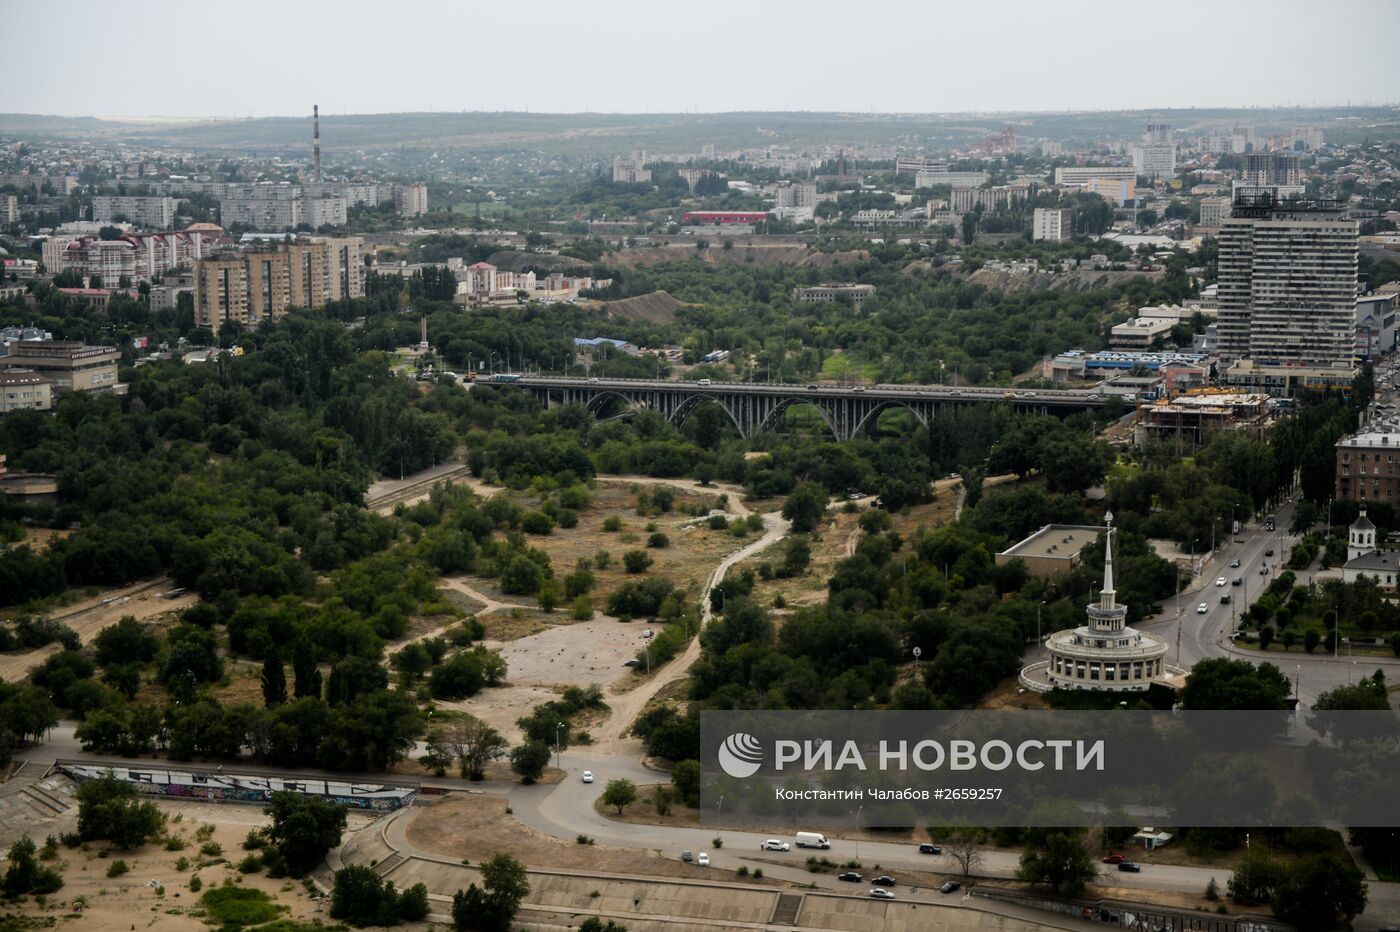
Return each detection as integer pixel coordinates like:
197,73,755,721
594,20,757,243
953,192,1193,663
1021,513,1182,693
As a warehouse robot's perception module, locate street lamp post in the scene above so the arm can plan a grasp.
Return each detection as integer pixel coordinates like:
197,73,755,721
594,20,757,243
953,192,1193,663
912,646,922,673
854,805,864,861
555,721,564,771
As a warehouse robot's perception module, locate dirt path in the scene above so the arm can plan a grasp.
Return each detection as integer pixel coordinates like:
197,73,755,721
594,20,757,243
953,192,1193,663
591,509,790,749
0,579,196,683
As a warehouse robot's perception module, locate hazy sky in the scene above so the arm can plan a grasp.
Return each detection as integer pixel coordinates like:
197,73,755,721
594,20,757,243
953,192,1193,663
6,0,1399,117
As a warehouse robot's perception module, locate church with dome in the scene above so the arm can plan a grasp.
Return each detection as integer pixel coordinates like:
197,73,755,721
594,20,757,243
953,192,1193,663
1020,513,1184,693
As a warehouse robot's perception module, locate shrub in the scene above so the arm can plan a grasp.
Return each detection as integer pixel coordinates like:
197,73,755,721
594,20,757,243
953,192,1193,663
602,515,623,532
200,886,284,928
200,841,223,857
647,532,670,549
623,550,653,573
707,514,728,530
189,875,202,892
107,859,129,877
520,511,554,535
570,596,593,621
237,854,263,874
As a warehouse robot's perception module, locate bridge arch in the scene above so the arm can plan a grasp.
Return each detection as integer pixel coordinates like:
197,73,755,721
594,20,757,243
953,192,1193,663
670,393,750,439
584,391,642,416
755,395,841,442
851,398,931,438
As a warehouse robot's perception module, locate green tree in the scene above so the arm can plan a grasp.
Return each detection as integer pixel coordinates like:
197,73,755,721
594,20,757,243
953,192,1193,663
622,550,653,574
3,835,62,896
76,773,167,848
452,853,530,932
510,741,551,784
1227,848,1283,905
264,791,348,876
671,759,701,807
1273,853,1368,927
782,482,828,533
94,616,159,668
1015,829,1096,896
500,555,544,595
1182,658,1290,710
261,656,287,708
601,778,638,815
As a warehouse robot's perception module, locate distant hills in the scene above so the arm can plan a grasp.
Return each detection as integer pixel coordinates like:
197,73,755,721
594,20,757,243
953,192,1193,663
2,107,1396,156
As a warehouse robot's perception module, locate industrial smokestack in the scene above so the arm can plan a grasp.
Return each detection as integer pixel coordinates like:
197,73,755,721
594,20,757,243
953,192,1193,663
313,104,322,182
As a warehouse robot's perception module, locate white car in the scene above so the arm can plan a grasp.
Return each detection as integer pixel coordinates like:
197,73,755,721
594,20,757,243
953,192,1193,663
581,771,594,783
1196,603,1209,614
760,839,791,852
868,888,896,899
697,852,710,866
1215,577,1227,587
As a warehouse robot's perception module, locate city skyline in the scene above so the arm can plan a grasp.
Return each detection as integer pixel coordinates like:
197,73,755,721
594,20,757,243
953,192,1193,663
5,0,1400,118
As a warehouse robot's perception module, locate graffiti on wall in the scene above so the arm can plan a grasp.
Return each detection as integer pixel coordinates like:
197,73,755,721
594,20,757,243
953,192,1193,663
58,763,417,811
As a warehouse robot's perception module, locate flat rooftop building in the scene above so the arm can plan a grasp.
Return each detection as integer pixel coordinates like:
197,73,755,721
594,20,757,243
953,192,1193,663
996,524,1106,578
0,341,119,393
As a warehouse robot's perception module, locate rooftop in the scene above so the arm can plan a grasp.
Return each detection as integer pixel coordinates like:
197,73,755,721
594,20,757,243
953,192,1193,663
998,524,1106,562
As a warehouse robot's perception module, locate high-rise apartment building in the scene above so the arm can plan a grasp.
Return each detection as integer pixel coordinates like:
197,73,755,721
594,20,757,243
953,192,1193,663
1218,192,1358,393
92,196,177,229
1033,207,1073,241
194,237,363,327
393,183,428,217
1243,152,1301,187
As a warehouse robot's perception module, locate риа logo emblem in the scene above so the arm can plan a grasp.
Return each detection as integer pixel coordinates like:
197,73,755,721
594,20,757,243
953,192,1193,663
718,733,763,778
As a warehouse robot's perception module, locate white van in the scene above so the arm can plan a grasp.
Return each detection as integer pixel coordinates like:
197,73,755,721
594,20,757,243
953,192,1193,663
697,379,712,385
795,832,830,849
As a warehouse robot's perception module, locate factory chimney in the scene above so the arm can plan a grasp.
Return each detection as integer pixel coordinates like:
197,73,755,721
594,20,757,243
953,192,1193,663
313,104,322,182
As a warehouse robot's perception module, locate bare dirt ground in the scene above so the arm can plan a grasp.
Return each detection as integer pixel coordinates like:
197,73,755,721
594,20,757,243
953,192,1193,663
488,617,651,689
2,798,363,930
0,580,197,683
434,685,562,745
404,794,747,882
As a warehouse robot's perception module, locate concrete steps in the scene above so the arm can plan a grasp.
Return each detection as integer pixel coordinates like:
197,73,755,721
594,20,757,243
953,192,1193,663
770,892,803,926
372,852,406,878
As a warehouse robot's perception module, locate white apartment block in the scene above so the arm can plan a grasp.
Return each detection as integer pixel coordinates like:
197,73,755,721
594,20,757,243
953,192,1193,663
1033,207,1073,242
1199,196,1232,229
774,182,818,210
0,174,77,194
393,183,428,217
895,157,949,175
1218,196,1358,371
915,170,990,189
0,195,17,225
92,196,177,229
1054,166,1135,186
1132,144,1176,178
220,195,347,231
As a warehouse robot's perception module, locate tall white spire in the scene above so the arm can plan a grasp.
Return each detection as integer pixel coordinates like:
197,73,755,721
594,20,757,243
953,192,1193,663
1099,510,1116,610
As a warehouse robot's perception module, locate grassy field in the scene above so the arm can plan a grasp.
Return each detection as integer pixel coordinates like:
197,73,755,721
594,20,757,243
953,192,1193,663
819,352,881,384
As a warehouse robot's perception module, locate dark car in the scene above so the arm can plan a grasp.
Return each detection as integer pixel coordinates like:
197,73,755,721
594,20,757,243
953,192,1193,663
1232,577,1242,586
1117,862,1141,873
1220,594,1231,605
681,850,693,862
871,875,896,887
919,843,942,855
1265,548,1275,556
939,880,961,894
1230,558,1241,568
838,871,863,883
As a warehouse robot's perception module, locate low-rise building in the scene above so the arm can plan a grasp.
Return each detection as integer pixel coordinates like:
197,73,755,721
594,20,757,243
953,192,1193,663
612,151,651,184
1199,196,1232,229
0,341,119,393
915,170,990,189
792,283,876,307
0,371,53,412
1136,392,1271,447
996,524,1105,578
1356,292,1397,362
1110,316,1176,349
